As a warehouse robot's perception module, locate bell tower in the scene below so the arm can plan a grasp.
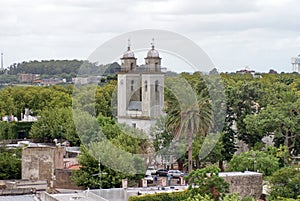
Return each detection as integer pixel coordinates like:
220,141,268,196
117,40,164,133
142,41,164,118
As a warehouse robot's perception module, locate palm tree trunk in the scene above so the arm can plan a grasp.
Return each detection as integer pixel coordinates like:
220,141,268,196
188,130,193,173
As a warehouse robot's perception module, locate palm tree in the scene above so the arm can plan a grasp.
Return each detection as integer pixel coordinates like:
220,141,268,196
167,90,213,172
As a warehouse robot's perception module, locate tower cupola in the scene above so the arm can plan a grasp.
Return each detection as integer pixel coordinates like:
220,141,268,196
121,39,137,72
145,39,161,72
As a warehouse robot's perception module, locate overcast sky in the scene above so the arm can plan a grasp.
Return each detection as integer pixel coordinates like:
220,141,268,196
1,0,300,72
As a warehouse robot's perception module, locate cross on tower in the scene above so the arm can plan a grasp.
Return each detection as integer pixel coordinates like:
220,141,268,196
127,39,131,50
151,38,155,49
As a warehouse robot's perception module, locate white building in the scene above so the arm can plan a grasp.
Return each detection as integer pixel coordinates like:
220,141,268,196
117,42,164,133
292,55,300,72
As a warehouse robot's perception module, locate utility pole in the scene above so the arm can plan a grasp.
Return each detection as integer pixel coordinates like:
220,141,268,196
99,156,101,189
1,52,3,70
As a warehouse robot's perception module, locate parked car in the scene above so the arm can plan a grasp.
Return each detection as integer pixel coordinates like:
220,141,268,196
145,166,157,175
144,175,153,183
156,169,168,176
167,170,183,178
181,171,189,177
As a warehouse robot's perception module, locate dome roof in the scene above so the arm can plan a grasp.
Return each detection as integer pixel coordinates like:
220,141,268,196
147,45,159,58
122,47,135,58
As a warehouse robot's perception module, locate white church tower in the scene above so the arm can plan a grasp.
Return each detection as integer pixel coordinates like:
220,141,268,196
117,40,164,133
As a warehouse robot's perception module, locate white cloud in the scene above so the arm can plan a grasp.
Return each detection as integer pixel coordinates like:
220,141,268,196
0,0,300,72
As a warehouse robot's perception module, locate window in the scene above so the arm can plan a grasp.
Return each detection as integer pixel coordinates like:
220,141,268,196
155,62,158,71
130,63,134,70
144,80,148,92
131,80,134,91
155,80,159,92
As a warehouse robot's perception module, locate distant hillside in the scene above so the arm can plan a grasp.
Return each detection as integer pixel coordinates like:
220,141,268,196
6,60,121,76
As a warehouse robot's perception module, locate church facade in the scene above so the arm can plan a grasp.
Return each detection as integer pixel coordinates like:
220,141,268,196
117,42,164,133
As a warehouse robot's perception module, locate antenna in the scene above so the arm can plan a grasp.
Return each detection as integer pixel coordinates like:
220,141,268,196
1,52,3,70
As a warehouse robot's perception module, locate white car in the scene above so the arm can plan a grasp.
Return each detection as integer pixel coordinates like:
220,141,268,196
144,175,154,183
146,166,157,175
167,170,182,178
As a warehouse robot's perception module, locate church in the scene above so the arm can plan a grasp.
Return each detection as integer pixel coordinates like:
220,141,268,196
117,41,165,133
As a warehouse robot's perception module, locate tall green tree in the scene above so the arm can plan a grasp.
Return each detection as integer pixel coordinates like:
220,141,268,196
30,107,79,145
166,75,213,172
192,135,224,169
95,80,117,117
244,97,300,156
72,146,135,189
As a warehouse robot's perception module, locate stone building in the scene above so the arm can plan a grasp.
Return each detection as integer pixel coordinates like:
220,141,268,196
22,145,81,190
117,41,164,133
22,146,64,185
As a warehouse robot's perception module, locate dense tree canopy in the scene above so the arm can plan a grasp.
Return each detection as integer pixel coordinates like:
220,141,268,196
6,60,121,77
72,115,149,189
228,150,280,176
0,85,72,119
71,145,138,189
268,167,300,200
2,67,300,199
29,107,79,145
0,147,21,180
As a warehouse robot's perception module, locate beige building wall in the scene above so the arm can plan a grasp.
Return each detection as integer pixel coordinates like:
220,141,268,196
22,147,64,183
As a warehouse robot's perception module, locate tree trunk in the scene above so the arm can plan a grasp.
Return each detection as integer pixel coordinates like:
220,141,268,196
218,160,224,172
196,158,200,169
284,130,289,148
188,131,193,173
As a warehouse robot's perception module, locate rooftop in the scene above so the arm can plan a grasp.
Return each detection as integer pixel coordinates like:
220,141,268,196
219,171,262,177
0,195,37,201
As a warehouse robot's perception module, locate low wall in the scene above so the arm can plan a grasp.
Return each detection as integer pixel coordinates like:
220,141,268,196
220,172,262,199
14,180,47,190
0,188,35,195
0,179,47,194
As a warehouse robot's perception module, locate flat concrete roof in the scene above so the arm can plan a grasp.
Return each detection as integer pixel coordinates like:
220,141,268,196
51,192,96,201
0,195,36,201
219,171,262,177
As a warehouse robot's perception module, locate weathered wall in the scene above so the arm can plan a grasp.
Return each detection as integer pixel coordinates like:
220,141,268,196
22,146,64,184
22,147,55,182
54,169,82,190
7,180,47,190
220,172,262,199
54,147,64,169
